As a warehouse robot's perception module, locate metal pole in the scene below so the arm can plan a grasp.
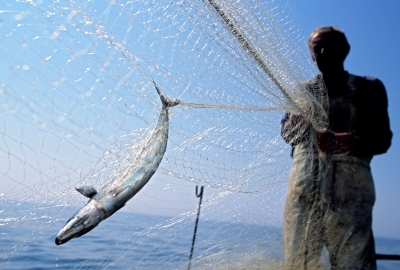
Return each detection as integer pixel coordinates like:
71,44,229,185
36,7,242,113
188,185,204,270
376,253,400,260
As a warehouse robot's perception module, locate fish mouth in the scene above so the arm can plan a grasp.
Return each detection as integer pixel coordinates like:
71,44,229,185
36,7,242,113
55,222,98,245
55,204,104,245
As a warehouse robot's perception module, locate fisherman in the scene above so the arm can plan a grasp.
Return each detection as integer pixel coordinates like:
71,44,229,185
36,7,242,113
281,26,392,269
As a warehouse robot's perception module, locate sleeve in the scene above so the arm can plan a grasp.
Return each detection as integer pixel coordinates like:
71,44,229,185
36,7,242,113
281,112,310,146
281,79,319,146
355,77,392,157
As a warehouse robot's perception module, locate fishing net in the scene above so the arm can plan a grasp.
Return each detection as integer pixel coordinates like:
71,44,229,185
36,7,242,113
0,0,327,268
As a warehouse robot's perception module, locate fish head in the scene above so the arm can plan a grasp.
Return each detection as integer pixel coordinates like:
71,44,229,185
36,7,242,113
55,203,105,245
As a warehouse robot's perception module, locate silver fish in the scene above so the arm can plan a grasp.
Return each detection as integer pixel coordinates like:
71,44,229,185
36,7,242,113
55,82,179,245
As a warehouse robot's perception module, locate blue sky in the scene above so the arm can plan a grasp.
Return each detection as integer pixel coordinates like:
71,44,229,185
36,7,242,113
287,0,400,239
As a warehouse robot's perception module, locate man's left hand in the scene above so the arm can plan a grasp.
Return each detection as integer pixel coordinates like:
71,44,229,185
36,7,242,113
316,130,356,154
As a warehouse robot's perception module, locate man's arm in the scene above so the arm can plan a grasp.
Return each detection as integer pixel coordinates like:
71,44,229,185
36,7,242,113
316,77,392,157
354,77,392,157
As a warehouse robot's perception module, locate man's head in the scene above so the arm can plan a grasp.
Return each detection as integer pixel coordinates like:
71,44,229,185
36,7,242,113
308,26,350,75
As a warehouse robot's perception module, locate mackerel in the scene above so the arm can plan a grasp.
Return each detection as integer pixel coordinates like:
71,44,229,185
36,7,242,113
55,82,179,245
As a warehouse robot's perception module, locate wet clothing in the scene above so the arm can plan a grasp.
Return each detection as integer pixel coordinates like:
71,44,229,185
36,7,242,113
284,146,377,269
282,72,392,269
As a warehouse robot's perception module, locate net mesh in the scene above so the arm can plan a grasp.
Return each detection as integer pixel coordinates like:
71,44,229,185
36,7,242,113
0,0,327,268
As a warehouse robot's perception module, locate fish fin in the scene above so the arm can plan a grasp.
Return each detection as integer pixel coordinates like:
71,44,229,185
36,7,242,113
75,186,97,198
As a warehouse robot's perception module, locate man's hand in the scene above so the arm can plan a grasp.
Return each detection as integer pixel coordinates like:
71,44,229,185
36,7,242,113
316,130,356,154
282,113,311,145
284,114,310,131
316,129,336,153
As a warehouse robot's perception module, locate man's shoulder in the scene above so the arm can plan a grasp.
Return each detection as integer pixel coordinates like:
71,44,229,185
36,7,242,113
301,75,323,92
349,73,387,100
303,75,321,85
350,73,385,90
361,75,378,81
349,73,384,87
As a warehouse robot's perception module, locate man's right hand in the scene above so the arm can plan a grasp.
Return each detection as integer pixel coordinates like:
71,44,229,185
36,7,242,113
281,113,311,145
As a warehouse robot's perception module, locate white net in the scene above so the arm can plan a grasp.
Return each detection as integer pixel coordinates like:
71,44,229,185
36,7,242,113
0,0,327,268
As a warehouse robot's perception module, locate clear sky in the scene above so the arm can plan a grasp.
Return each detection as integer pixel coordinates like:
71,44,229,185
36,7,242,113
287,0,400,239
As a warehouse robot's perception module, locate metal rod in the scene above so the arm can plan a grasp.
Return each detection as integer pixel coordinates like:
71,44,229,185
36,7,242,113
188,185,204,270
376,253,400,260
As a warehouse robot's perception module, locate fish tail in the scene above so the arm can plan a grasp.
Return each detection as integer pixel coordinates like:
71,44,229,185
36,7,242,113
153,80,179,108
